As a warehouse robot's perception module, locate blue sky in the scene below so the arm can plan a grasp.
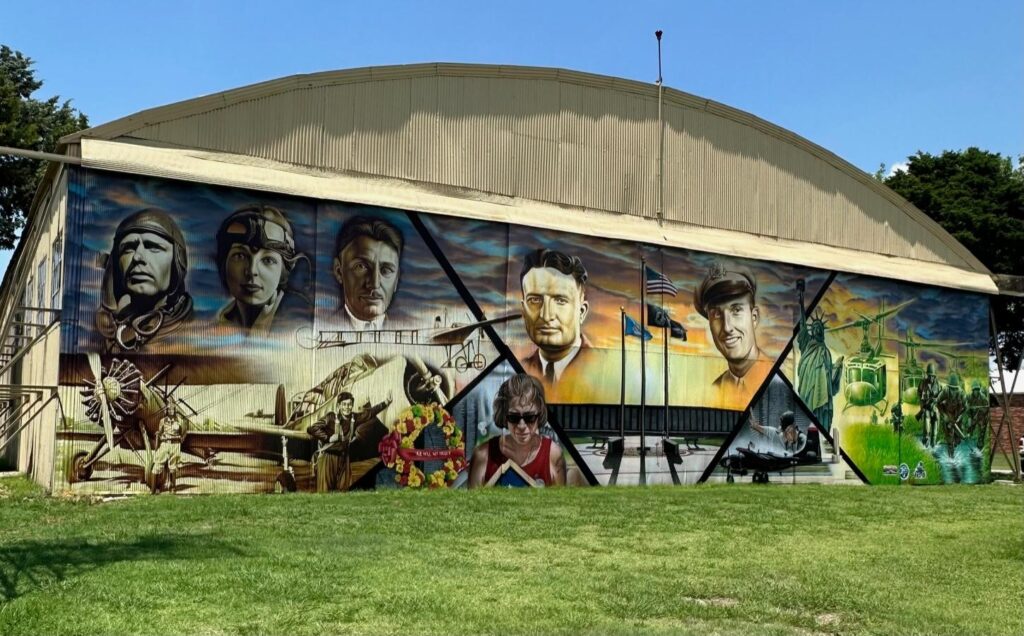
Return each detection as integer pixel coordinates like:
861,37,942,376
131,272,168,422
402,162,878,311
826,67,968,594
2,0,1022,276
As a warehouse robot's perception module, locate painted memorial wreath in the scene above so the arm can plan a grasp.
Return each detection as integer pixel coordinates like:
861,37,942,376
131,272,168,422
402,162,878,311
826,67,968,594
378,403,466,488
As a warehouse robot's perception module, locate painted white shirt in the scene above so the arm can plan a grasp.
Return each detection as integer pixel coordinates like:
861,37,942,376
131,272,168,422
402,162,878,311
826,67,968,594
538,337,582,381
344,304,386,331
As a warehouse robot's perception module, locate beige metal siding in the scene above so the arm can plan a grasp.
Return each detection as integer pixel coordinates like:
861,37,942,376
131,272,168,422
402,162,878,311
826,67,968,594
68,64,986,274
8,169,67,490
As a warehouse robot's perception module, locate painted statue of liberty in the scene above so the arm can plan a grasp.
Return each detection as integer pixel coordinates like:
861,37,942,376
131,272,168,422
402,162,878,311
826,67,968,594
796,281,844,431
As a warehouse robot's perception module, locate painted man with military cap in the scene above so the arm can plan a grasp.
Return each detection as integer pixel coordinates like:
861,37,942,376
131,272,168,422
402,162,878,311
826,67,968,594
694,262,772,405
96,208,193,352
215,204,310,334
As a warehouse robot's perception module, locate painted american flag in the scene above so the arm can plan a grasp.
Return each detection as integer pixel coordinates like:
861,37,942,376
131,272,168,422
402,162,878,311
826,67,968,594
644,266,677,296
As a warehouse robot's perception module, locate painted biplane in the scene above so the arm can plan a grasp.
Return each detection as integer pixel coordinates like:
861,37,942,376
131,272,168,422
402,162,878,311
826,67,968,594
65,351,458,493
300,312,521,372
231,353,455,491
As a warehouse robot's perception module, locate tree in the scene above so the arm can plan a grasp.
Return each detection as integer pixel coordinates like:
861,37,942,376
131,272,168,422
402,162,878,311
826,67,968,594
0,45,88,249
884,148,1024,369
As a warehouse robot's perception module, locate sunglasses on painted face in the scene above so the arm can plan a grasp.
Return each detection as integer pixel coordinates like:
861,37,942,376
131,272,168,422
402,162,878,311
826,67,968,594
506,411,540,425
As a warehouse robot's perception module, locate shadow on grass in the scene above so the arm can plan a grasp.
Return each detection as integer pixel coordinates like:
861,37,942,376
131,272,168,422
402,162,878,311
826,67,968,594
0,533,247,602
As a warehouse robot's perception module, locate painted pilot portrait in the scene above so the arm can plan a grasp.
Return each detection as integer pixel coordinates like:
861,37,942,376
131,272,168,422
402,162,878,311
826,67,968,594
694,262,771,402
215,205,310,334
332,216,403,331
95,208,193,352
518,248,592,386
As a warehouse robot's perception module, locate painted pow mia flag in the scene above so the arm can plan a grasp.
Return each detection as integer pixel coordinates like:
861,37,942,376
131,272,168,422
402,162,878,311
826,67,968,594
647,303,687,340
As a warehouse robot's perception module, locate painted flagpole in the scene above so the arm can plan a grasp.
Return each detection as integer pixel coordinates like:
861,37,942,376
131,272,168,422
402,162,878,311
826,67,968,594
640,256,647,483
663,291,670,438
620,307,626,440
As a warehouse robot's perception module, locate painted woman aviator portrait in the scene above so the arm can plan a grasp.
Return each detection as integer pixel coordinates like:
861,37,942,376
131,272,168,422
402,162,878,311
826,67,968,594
215,204,311,335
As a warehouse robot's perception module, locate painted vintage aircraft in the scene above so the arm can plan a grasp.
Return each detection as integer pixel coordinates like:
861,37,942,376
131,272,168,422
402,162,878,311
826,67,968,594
719,424,823,484
64,354,271,490
298,312,521,372
231,352,456,491
65,351,457,492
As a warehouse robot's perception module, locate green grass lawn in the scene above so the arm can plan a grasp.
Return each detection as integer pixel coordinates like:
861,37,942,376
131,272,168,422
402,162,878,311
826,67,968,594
1,477,1021,636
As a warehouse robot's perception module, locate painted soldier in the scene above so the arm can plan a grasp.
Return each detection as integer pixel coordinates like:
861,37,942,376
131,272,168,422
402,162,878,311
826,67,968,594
937,373,967,452
918,363,941,447
964,381,989,446
890,402,904,434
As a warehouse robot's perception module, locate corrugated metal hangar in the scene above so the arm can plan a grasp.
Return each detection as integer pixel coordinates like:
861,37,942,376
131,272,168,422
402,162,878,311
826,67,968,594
0,64,1003,493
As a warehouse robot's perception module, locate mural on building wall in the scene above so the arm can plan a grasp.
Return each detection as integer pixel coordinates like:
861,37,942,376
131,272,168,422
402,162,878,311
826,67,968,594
711,374,834,484
790,273,991,484
52,169,991,494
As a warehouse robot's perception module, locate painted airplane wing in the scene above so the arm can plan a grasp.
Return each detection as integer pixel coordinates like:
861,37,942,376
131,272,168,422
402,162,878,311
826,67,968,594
181,431,280,459
429,313,521,345
282,357,411,435
229,421,313,440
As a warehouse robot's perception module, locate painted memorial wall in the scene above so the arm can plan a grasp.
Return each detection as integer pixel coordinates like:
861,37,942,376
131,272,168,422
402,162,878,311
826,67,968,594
52,168,991,494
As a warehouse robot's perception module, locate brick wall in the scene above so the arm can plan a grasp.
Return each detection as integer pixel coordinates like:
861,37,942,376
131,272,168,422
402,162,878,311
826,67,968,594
990,394,1023,457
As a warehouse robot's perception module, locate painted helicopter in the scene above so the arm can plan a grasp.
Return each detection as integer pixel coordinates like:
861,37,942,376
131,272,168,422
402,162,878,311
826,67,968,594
64,354,268,490
719,424,823,484
883,327,971,406
934,349,988,385
827,298,914,413
298,312,521,372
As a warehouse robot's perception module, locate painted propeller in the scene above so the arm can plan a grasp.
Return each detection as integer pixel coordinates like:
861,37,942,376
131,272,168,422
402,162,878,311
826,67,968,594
80,355,142,452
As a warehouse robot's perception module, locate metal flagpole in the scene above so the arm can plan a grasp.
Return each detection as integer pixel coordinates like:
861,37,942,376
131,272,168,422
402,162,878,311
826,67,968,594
620,307,626,440
655,30,665,227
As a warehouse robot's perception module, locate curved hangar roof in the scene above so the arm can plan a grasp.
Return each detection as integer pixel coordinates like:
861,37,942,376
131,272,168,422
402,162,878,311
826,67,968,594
63,63,994,293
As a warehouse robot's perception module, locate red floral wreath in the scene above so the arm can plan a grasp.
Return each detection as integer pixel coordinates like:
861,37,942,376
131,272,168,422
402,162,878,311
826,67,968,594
378,403,466,488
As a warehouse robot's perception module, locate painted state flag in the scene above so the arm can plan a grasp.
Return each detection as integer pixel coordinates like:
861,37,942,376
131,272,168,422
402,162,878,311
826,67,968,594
624,314,653,341
645,266,678,296
647,303,688,340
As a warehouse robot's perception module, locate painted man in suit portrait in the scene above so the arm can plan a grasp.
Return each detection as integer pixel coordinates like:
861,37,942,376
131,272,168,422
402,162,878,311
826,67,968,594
332,216,403,331
518,248,594,390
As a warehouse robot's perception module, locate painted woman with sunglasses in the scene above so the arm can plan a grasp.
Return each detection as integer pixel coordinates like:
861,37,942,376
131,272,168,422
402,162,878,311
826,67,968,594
468,373,566,488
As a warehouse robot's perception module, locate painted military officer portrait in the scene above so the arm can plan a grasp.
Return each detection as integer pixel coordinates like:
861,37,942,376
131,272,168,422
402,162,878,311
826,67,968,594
95,208,194,352
694,262,772,405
